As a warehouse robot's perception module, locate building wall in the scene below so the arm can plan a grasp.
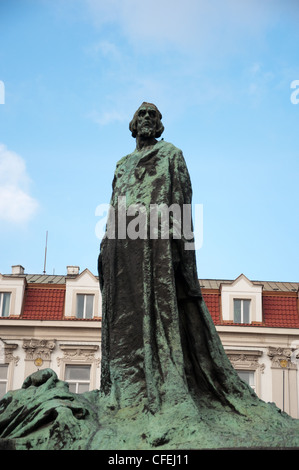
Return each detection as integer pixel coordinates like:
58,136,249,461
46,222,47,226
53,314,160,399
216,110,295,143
217,326,299,417
0,321,102,392
1,268,299,418
1,322,298,418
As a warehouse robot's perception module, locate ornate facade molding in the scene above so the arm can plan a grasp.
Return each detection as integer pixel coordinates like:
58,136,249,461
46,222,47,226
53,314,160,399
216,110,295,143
267,347,297,369
1,341,19,366
22,339,56,361
57,344,100,367
226,349,265,373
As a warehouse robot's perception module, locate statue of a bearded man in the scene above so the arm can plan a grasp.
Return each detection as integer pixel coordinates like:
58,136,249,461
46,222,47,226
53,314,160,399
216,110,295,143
98,102,257,413
2,103,299,451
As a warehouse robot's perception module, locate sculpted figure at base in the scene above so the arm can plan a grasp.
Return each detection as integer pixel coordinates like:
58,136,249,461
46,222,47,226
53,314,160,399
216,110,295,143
1,103,299,450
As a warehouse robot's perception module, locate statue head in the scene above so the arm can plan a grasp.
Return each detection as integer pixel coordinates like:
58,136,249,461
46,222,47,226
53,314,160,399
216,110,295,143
129,102,164,139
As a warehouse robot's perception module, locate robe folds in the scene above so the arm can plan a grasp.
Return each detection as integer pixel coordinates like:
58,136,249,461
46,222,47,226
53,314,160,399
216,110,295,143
98,140,257,414
2,141,299,451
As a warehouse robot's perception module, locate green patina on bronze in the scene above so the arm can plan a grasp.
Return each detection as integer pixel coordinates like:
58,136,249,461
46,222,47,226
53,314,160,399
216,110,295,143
1,103,299,450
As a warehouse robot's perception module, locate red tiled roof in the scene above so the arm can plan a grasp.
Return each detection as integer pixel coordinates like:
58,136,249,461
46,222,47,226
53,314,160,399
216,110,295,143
263,295,299,328
3,273,298,327
202,292,221,324
22,286,65,320
202,289,299,328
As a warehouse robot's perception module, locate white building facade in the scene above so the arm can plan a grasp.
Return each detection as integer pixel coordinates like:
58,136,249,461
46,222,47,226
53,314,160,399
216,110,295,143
1,266,299,418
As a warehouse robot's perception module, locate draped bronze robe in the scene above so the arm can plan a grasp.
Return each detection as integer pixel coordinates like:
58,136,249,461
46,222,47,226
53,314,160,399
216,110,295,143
1,141,299,451
98,140,257,414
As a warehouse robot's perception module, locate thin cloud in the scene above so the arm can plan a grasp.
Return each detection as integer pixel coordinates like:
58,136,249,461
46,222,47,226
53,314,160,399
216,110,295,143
0,144,39,224
85,40,122,62
81,0,299,124
88,109,128,126
84,0,292,56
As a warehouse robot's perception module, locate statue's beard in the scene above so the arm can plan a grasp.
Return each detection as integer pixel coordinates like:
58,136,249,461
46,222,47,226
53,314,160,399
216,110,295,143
138,124,156,139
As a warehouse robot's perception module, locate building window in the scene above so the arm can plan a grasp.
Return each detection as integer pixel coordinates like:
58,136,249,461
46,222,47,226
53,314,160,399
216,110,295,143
237,370,255,392
65,365,91,393
0,292,11,317
234,299,250,323
76,294,94,319
0,365,8,398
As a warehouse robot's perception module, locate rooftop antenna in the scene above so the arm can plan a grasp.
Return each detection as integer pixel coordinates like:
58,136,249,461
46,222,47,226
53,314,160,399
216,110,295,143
43,231,48,274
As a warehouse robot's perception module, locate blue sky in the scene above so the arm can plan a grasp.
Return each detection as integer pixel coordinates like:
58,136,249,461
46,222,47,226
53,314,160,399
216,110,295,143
0,0,298,282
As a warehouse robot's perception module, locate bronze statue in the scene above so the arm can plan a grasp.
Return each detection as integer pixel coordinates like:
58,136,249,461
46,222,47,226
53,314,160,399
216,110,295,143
98,102,257,414
1,103,299,450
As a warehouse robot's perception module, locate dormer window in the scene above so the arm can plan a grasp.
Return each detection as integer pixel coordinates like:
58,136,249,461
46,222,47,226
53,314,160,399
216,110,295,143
0,292,11,317
64,268,101,319
234,299,251,323
220,274,263,324
76,294,94,319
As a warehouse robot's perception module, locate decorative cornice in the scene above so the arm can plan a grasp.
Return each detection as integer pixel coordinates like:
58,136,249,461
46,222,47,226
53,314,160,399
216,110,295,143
57,344,100,367
267,347,297,369
226,349,265,373
23,339,56,360
1,341,20,365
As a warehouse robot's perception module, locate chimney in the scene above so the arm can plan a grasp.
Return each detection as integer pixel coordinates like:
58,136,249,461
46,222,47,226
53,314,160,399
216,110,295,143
11,265,25,275
67,266,80,276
